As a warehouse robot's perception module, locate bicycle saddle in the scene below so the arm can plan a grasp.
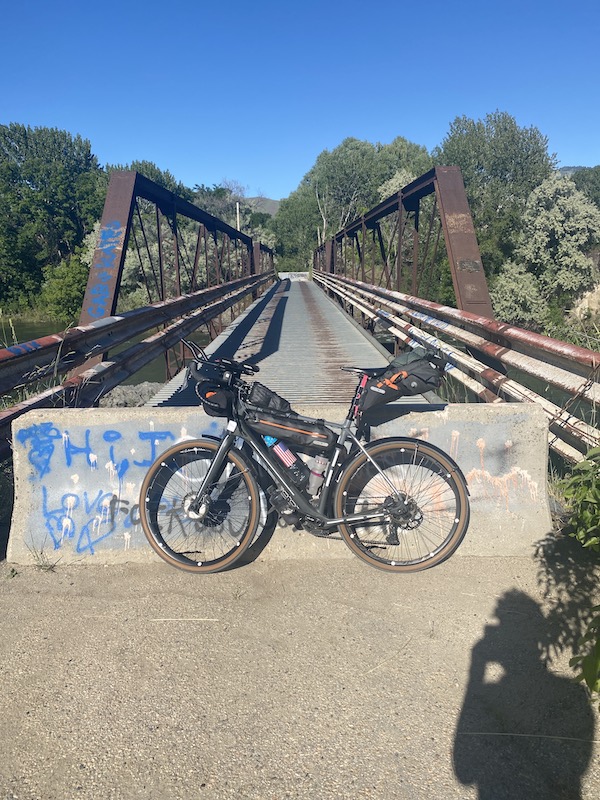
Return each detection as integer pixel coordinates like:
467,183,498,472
341,365,389,378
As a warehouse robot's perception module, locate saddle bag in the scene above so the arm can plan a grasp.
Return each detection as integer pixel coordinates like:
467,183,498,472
359,347,446,412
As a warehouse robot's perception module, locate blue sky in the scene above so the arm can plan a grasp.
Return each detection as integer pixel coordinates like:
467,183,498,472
1,0,598,200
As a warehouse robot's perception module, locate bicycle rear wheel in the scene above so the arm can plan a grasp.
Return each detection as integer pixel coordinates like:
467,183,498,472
334,438,469,573
139,439,260,573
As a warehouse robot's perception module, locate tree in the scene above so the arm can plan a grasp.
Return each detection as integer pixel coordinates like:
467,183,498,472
108,159,194,201
434,111,556,274
572,166,600,210
375,136,431,191
39,254,90,325
515,175,600,301
490,261,549,331
272,135,431,269
0,124,103,309
271,185,320,270
491,176,600,329
309,138,380,242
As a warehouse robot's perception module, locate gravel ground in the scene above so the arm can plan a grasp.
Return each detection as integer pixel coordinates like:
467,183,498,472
0,548,598,800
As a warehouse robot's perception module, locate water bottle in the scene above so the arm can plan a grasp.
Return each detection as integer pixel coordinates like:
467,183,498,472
264,436,309,488
307,454,328,496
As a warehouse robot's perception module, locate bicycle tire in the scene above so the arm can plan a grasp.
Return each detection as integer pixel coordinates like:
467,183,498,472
333,438,469,573
139,439,260,574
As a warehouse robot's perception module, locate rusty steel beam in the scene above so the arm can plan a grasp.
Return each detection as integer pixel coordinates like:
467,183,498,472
79,170,272,326
321,273,600,378
315,167,494,316
433,167,493,317
0,273,272,394
79,171,137,326
325,276,600,405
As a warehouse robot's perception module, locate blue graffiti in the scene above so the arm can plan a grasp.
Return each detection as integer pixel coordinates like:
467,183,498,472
103,430,129,480
17,423,62,478
63,429,96,469
86,220,124,318
4,340,42,356
41,486,138,554
17,423,178,479
133,431,176,468
41,486,79,548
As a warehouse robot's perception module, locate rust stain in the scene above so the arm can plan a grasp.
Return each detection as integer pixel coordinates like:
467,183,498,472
445,213,473,235
466,466,540,511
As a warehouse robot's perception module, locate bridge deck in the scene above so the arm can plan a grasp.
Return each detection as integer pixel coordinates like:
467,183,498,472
149,276,425,408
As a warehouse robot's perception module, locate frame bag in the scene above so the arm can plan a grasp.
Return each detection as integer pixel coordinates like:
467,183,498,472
246,382,293,413
245,410,337,454
243,381,336,454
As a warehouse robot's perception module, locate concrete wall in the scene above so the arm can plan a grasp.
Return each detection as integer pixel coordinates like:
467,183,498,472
7,403,553,565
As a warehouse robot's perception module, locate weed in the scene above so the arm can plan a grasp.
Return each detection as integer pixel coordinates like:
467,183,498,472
25,540,61,572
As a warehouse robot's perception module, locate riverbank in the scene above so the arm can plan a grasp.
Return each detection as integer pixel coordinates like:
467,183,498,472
99,382,163,407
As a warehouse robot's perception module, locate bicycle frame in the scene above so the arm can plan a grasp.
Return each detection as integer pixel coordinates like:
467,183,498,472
192,412,399,532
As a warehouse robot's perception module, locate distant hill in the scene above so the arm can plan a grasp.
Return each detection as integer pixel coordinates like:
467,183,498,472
248,197,280,216
558,166,587,177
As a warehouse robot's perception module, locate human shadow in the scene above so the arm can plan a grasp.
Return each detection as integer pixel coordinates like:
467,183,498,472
453,589,595,799
0,460,13,560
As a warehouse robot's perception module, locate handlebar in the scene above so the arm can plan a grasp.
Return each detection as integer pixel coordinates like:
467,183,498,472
181,338,260,384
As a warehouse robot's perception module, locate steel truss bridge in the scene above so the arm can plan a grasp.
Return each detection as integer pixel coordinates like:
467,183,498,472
0,168,598,463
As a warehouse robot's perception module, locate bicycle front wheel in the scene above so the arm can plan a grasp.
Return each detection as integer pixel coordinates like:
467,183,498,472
139,439,260,573
334,438,469,573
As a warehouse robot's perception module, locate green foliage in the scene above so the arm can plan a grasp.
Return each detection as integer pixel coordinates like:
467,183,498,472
491,176,600,329
272,135,431,269
490,261,550,331
39,253,90,325
561,448,600,553
249,211,271,228
516,175,600,297
559,448,600,706
434,111,555,274
572,165,600,209
569,606,600,704
108,159,194,201
0,123,103,309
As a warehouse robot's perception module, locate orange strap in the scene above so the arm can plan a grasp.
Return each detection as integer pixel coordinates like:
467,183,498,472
256,418,329,440
376,370,408,391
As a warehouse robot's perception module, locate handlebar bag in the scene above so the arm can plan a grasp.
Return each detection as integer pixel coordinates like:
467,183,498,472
359,347,446,412
245,410,336,455
196,381,233,417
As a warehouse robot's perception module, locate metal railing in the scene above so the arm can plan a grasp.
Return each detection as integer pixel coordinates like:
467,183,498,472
314,271,600,463
0,273,273,460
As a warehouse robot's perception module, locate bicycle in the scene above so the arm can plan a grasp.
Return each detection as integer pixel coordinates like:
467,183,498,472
138,341,470,574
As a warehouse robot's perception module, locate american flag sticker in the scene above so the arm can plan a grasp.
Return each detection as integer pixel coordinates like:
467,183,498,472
274,442,297,468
